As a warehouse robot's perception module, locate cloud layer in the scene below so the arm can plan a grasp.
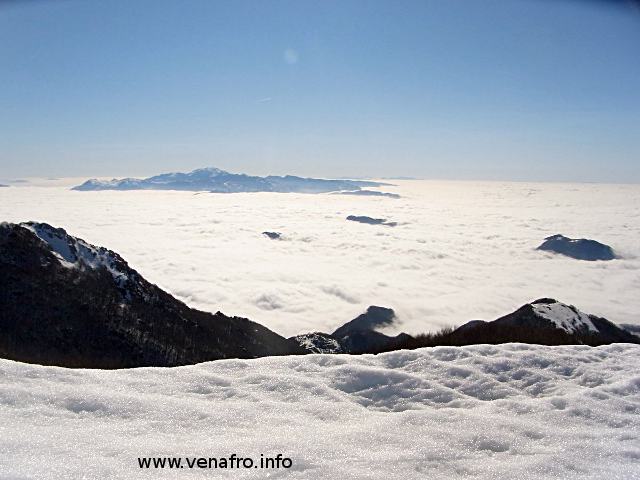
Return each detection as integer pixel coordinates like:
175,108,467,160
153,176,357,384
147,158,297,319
2,179,639,337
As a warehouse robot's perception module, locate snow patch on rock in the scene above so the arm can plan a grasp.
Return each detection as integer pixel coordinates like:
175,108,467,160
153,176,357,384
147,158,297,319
21,222,129,288
294,333,343,353
532,300,598,334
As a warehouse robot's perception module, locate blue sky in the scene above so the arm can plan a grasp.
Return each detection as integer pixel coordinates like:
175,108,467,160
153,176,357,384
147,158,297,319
1,0,639,182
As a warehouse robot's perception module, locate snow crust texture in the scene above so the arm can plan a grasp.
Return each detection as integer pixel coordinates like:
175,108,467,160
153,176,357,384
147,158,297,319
0,344,638,479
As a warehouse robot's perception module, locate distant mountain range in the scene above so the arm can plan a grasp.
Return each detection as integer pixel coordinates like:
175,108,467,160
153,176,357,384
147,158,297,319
72,167,388,194
0,222,637,368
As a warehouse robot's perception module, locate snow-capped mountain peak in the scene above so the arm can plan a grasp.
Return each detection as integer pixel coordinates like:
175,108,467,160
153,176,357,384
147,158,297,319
192,166,224,176
20,222,129,288
530,299,598,334
454,298,636,345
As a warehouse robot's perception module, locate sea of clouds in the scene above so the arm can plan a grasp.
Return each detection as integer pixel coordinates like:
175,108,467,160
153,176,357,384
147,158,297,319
1,178,639,337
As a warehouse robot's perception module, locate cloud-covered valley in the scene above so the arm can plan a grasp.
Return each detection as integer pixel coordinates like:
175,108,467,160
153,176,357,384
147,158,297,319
2,179,639,337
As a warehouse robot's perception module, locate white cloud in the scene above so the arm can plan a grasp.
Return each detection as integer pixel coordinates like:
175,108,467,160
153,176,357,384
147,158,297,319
254,293,284,311
320,285,360,304
2,180,640,337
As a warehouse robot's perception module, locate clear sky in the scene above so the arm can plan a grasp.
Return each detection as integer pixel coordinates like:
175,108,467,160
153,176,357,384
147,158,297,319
1,0,639,182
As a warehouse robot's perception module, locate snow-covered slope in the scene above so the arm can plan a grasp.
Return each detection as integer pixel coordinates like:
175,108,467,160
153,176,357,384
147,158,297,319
1,344,638,479
20,221,130,287
479,298,638,344
531,300,598,334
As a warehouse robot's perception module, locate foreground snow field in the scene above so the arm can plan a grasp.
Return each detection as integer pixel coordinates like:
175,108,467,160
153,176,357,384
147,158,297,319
1,344,639,479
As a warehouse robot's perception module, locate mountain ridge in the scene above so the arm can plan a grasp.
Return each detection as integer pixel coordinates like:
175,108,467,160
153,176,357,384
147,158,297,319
386,298,638,352
0,222,305,368
72,167,388,194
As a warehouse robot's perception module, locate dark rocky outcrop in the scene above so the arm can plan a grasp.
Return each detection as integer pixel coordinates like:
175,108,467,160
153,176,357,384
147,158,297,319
292,306,413,354
621,324,640,339
332,306,395,338
336,190,400,199
262,231,282,240
346,215,397,227
537,234,616,261
0,222,304,368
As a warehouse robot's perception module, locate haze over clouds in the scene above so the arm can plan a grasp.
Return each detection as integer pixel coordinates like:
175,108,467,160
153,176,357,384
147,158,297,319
2,180,639,337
